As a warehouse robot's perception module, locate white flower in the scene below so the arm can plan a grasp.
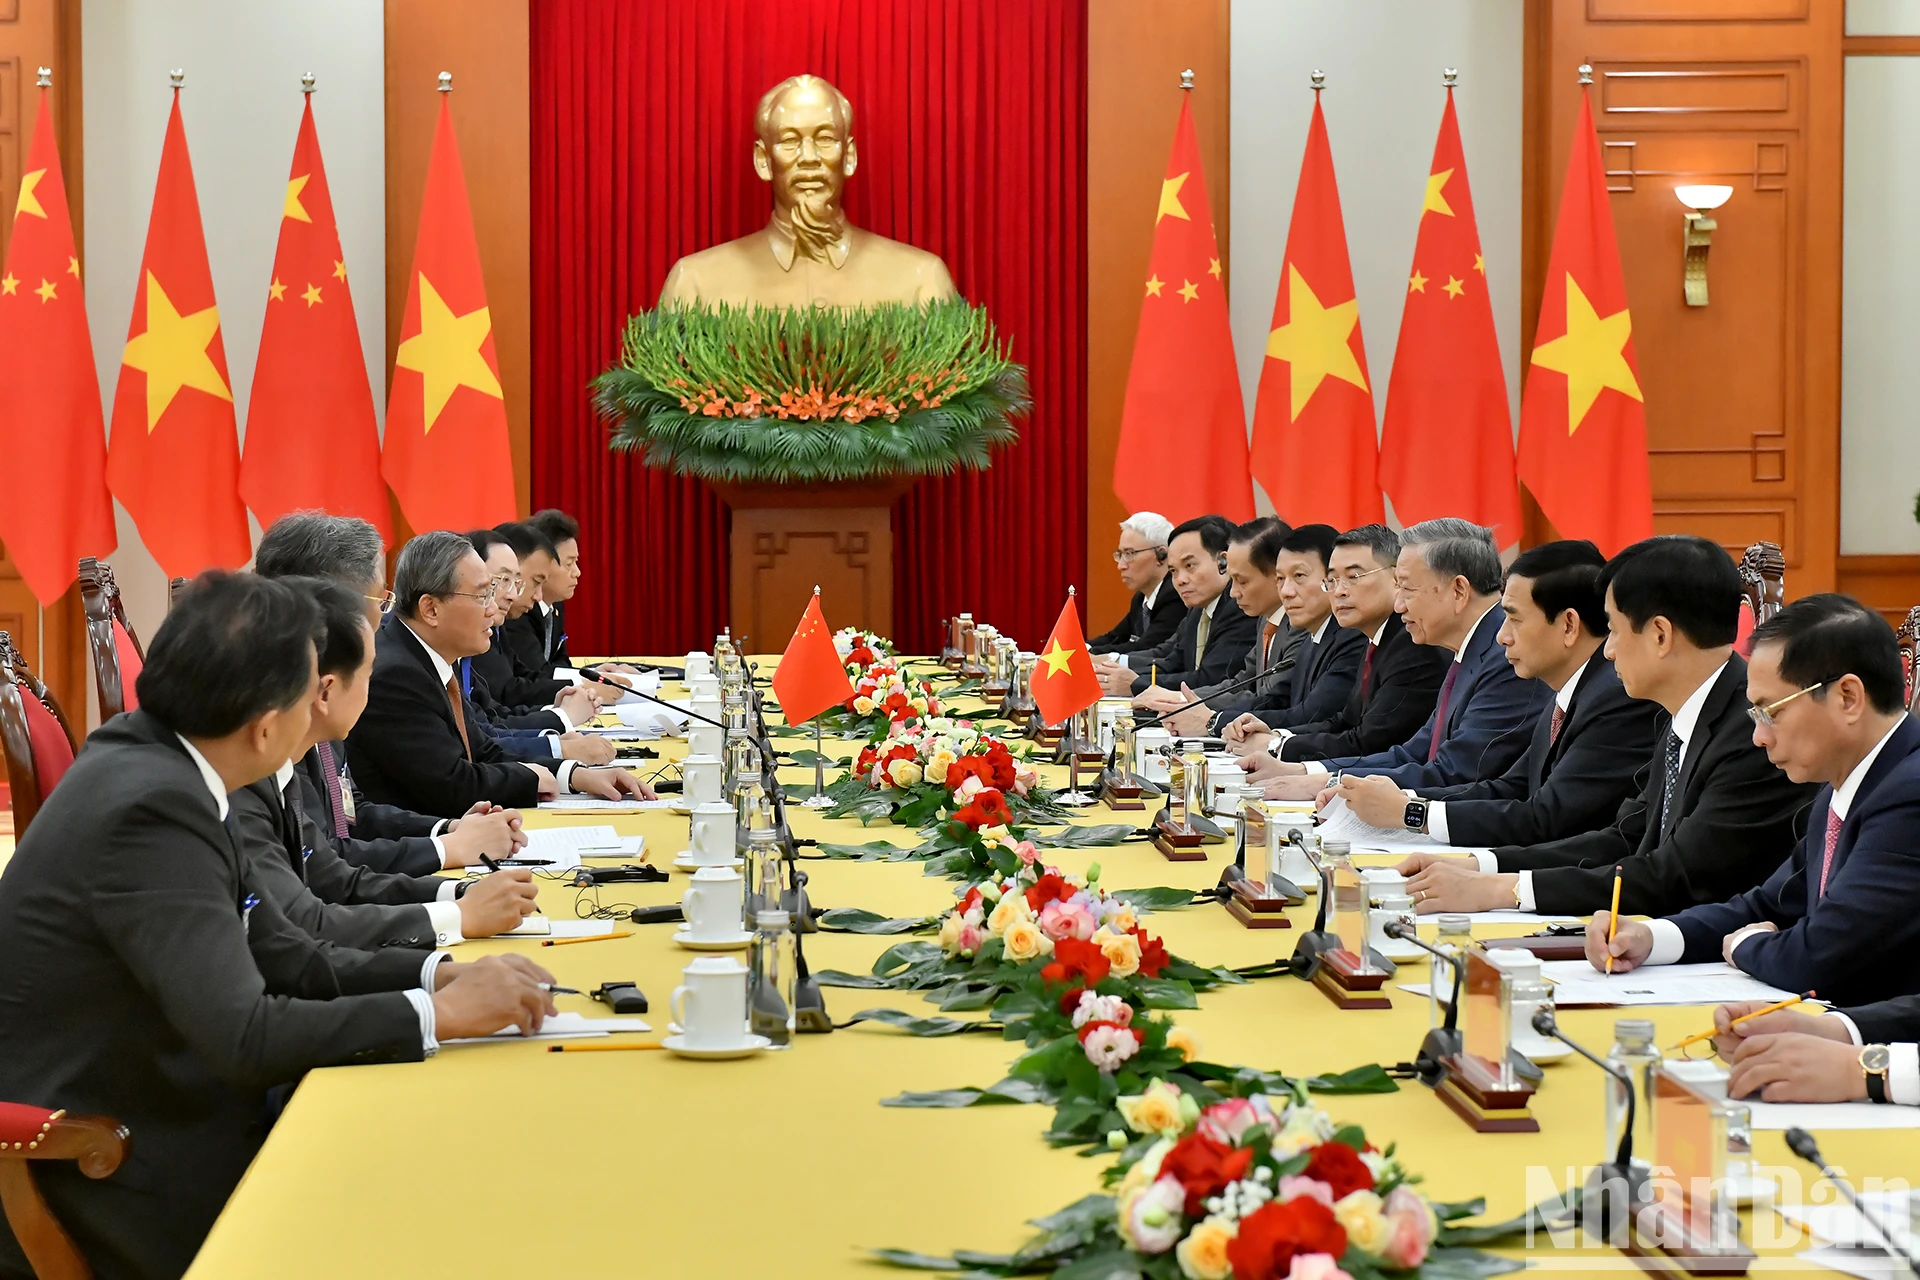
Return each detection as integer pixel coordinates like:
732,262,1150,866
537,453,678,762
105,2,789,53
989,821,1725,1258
1071,991,1130,1029
1081,1024,1140,1073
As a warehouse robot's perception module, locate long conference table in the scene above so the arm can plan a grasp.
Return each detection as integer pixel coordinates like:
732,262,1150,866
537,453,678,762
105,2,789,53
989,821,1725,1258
173,657,1913,1278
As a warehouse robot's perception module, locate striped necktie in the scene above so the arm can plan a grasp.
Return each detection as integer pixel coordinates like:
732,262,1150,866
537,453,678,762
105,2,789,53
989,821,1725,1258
1195,608,1212,667
1427,663,1461,763
313,742,350,839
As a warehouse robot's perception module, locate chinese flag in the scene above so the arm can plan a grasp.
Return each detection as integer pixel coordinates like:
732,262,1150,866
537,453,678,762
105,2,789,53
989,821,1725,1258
105,88,250,577
1516,85,1651,555
1380,88,1521,547
240,94,391,539
383,93,515,532
1113,92,1252,523
772,593,854,726
1030,595,1103,727
0,82,116,604
1249,93,1382,530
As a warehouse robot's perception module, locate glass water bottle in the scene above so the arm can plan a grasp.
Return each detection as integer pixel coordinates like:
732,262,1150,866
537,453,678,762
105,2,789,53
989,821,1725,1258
749,908,796,1050
1429,914,1472,1027
1606,1019,1661,1172
743,827,784,926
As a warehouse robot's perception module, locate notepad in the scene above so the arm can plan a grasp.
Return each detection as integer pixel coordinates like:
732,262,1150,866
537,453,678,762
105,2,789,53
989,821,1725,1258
515,825,644,870
1314,797,1491,859
537,796,674,814
1538,960,1795,1008
505,918,628,940
442,1010,652,1046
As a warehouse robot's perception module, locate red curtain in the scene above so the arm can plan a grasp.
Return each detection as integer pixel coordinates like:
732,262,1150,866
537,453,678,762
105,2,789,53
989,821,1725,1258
529,0,1087,655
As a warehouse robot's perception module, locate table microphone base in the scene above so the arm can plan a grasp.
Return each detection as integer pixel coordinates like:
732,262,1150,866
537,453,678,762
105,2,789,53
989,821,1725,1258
1310,947,1394,1011
1434,1052,1539,1133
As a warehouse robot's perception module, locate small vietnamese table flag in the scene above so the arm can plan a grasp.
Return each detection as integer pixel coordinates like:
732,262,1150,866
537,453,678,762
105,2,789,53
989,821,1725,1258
773,589,854,726
106,72,250,577
1516,67,1652,555
0,68,116,604
382,75,516,532
1031,590,1103,728
241,79,391,538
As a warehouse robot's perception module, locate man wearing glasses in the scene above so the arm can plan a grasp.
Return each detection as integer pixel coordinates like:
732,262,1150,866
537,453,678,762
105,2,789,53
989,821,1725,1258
1586,592,1920,1008
1089,512,1187,659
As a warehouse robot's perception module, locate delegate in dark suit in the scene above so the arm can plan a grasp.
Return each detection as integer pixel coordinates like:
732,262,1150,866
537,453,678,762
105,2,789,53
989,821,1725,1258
1322,608,1551,791
296,745,444,877
1236,619,1368,735
1277,614,1450,762
1663,714,1920,1006
1843,994,1920,1045
1090,584,1188,658
470,630,570,718
1195,617,1304,711
1422,651,1667,847
503,601,572,676
347,612,542,818
0,712,427,1280
1128,594,1259,695
1491,657,1818,916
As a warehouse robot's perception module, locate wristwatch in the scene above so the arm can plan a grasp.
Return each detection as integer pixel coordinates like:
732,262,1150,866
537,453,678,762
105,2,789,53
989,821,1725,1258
1402,799,1429,832
1862,1044,1892,1104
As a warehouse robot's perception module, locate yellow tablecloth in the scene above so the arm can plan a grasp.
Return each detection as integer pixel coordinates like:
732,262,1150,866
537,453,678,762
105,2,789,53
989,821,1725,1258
180,662,1915,1278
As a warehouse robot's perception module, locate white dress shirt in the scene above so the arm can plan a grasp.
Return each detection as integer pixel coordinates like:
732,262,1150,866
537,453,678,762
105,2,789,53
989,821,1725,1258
404,620,580,793
179,738,444,1054
1267,616,1384,755
1828,1012,1920,1106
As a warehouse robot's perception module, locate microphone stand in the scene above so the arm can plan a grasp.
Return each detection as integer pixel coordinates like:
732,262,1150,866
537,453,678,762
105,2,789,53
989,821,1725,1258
1287,857,1337,979
578,667,729,730
1131,662,1281,732
1785,1128,1920,1278
1530,1007,1651,1245
753,697,830,1033
1383,920,1464,1086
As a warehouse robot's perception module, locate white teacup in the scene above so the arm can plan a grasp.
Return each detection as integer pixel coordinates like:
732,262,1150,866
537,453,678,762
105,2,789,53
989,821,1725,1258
688,723,724,757
681,754,723,806
1136,728,1173,783
669,954,749,1049
688,674,721,700
688,801,737,866
684,652,714,681
1361,868,1407,903
681,865,745,940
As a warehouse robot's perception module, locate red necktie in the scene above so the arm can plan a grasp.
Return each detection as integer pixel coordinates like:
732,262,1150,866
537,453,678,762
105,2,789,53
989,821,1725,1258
314,741,350,839
1359,643,1376,699
1818,806,1841,898
446,676,473,760
1427,663,1461,763
1262,620,1279,666
1548,704,1566,747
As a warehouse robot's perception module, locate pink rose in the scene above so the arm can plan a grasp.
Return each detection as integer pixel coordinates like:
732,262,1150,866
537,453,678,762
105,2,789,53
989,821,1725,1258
1197,1096,1271,1146
1081,1023,1141,1072
956,923,985,955
1287,1254,1353,1280
1379,1186,1435,1269
1014,840,1040,866
1039,898,1097,943
1278,1176,1336,1208
1121,1175,1187,1254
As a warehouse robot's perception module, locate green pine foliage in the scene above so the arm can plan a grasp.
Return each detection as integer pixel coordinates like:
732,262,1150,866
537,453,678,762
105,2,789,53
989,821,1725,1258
592,300,1029,483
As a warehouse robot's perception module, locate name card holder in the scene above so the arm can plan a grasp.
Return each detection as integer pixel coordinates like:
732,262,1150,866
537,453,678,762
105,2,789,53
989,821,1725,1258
1224,803,1299,929
1152,751,1209,861
1310,853,1393,1009
1435,947,1539,1132
1620,1064,1755,1277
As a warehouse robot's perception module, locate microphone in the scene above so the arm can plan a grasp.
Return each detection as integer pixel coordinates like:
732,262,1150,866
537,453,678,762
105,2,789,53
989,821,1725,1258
1131,663,1282,730
1286,853,1336,979
578,667,728,730
1784,1128,1920,1277
754,723,831,1032
1384,920,1464,1086
1530,1007,1651,1243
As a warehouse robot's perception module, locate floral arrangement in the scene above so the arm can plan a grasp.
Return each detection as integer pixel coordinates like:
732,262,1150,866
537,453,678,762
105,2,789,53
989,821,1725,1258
592,301,1028,483
818,657,944,741
823,718,1066,835
878,1083,1516,1280
834,627,893,669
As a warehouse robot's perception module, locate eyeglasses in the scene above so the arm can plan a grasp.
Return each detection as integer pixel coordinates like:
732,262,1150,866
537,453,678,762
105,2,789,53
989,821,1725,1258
1112,546,1163,565
489,572,525,594
440,586,498,607
364,589,395,614
1321,565,1392,592
1747,682,1825,729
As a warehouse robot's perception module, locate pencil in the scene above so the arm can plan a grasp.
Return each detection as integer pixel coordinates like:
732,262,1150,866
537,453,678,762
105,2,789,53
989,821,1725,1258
547,1040,664,1052
1604,867,1623,975
540,931,632,947
1671,993,1814,1052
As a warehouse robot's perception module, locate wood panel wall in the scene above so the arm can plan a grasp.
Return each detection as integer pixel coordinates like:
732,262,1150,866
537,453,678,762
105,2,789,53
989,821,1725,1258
0,0,88,727
1084,0,1231,634
1524,0,1843,593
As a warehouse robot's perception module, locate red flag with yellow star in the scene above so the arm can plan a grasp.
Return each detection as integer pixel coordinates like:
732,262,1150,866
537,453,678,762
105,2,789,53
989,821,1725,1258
772,591,854,726
0,79,116,604
240,93,391,539
1249,92,1382,529
1380,87,1521,546
105,87,249,577
1113,92,1252,522
1516,84,1651,554
382,92,515,532
1030,594,1102,727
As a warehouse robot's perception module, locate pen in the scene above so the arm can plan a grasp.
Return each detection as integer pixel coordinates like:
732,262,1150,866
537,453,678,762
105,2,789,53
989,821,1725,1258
539,985,581,995
1604,866,1623,975
541,931,633,947
480,854,501,874
1671,992,1815,1052
547,1041,664,1052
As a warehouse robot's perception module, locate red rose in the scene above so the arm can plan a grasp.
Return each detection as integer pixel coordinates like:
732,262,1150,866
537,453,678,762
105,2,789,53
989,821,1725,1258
981,740,1018,789
1159,1133,1256,1218
1024,872,1073,911
959,887,982,916
952,789,1013,829
883,743,916,765
1132,929,1171,979
1040,936,1110,987
1301,1141,1374,1200
947,756,995,794
849,645,875,666
1055,985,1086,1015
1227,1198,1348,1280
856,746,878,774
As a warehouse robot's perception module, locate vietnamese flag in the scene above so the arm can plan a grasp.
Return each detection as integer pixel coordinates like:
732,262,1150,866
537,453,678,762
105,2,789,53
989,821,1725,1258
105,85,250,577
772,592,854,726
0,77,116,604
1516,82,1651,555
1249,91,1382,530
1380,86,1521,547
1030,593,1102,728
240,91,391,538
382,89,515,532
1113,91,1252,523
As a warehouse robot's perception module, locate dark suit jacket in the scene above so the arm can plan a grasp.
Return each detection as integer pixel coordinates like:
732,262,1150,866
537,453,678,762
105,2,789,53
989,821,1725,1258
346,613,542,818
1423,650,1667,848
1090,581,1188,657
1494,655,1818,917
1196,615,1303,708
1844,994,1920,1045
1128,592,1260,694
296,747,443,877
1239,617,1368,734
503,601,573,673
1325,606,1551,791
471,626,571,709
0,711,424,1280
1667,714,1920,1006
1278,613,1451,761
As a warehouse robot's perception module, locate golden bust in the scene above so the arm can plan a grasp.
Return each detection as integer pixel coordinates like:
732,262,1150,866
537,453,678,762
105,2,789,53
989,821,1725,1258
658,75,958,309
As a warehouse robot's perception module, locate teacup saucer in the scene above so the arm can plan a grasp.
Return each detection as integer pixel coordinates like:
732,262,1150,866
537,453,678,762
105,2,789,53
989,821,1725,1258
673,929,754,951
1380,943,1428,965
662,1032,770,1060
672,852,743,872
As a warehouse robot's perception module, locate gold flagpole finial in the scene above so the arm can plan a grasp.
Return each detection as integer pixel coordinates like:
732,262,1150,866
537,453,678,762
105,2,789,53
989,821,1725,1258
1578,64,1594,85
1179,68,1194,90
169,69,185,89
1310,70,1326,92
437,71,453,93
301,73,316,95
36,67,51,88
1443,68,1459,88
1069,585,1077,597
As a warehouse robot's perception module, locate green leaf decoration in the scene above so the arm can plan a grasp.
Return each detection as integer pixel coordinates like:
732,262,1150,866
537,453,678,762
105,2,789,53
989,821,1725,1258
1417,1249,1529,1279
1130,978,1200,1010
816,907,935,935
1304,1063,1401,1095
1108,886,1196,912
840,1008,1001,1037
1033,824,1139,850
881,1078,1055,1109
814,840,925,862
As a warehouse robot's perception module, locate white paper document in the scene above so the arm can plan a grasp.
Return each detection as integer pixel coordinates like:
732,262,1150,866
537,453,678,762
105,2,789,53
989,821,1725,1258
1538,959,1794,1007
1777,1194,1920,1250
505,917,631,940
1796,1245,1916,1279
442,1010,652,1046
513,825,644,871
1748,1101,1920,1132
1313,797,1493,860
537,795,675,813
613,698,689,735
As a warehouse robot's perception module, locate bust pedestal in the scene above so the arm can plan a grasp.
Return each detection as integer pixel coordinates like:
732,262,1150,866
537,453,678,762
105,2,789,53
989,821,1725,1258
710,477,915,649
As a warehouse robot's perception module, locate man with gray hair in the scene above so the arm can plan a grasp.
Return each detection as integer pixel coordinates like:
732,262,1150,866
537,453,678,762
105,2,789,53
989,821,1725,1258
1248,517,1549,798
1089,511,1188,658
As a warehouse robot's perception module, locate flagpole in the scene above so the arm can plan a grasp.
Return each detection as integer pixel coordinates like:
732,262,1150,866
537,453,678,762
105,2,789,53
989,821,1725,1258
800,585,836,808
1052,586,1097,808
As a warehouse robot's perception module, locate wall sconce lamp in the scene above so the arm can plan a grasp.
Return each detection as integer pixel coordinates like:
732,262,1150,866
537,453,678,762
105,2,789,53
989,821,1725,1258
1676,185,1733,307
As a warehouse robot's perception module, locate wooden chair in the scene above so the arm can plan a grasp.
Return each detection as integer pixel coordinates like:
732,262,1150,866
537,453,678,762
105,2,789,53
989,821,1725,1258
0,633,80,839
1738,541,1786,625
76,559,145,720
0,1103,130,1280
1898,606,1920,714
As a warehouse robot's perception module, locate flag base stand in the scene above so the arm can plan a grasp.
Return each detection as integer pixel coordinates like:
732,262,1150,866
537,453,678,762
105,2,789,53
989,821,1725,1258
799,721,837,809
1054,743,1100,808
1310,948,1394,1010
